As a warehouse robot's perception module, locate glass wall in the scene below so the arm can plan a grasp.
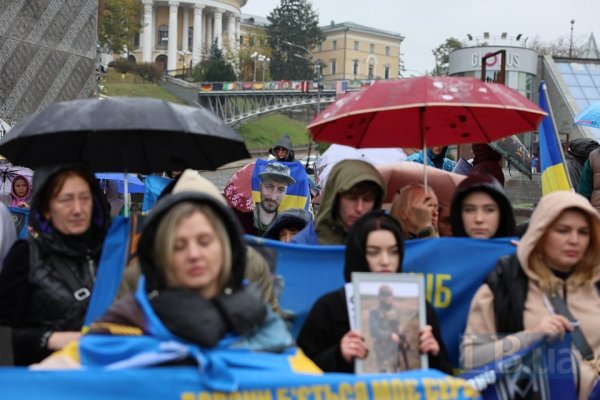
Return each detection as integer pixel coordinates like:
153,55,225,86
556,61,600,112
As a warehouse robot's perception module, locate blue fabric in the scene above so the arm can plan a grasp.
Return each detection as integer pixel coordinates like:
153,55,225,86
246,235,516,368
407,151,456,172
142,175,172,212
7,206,29,238
84,216,130,326
289,220,319,244
461,336,576,400
0,367,478,399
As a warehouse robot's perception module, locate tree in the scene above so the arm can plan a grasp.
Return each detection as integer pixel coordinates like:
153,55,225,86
193,39,237,82
267,0,324,80
431,38,463,76
98,0,143,54
529,35,587,58
238,30,272,81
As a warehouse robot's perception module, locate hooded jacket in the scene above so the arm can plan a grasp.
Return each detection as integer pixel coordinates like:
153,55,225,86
297,211,451,374
9,175,32,207
469,144,504,186
292,159,386,245
269,134,295,162
463,191,600,399
96,191,292,353
407,148,456,172
567,138,599,190
262,208,311,240
0,164,110,365
450,173,516,238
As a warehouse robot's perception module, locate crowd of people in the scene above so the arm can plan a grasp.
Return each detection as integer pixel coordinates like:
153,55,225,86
1,133,599,398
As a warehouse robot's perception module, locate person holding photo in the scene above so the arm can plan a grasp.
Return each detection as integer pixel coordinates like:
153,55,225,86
297,211,450,373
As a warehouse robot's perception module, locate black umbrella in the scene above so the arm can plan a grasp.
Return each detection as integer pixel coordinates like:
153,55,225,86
0,97,250,174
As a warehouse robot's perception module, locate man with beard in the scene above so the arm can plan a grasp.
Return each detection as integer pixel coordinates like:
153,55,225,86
254,162,295,235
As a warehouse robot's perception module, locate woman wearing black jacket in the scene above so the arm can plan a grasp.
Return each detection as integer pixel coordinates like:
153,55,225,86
0,165,110,365
297,211,451,374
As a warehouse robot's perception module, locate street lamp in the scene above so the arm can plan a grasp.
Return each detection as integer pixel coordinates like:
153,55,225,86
251,52,258,82
569,19,575,58
258,55,270,81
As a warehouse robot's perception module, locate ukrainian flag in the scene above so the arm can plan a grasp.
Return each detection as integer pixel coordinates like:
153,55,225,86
538,81,572,195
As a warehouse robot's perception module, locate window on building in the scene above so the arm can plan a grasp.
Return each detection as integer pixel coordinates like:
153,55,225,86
385,46,390,56
188,27,193,50
134,33,140,48
318,43,322,52
158,25,168,47
369,44,375,54
354,41,359,50
353,60,359,76
384,66,390,79
331,59,337,75
332,40,337,50
368,64,374,79
239,35,244,45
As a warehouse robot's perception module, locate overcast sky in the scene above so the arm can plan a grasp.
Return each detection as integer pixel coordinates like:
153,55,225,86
241,0,599,75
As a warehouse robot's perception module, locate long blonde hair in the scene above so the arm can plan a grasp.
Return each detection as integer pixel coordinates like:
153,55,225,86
528,207,600,292
153,202,232,295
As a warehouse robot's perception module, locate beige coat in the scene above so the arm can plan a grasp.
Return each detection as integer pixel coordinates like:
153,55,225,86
463,191,600,399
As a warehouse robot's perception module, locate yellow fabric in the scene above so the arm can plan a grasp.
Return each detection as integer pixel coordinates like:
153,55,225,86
541,163,571,195
287,349,323,374
252,192,308,210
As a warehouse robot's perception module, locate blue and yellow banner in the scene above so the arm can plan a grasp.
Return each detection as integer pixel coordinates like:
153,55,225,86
252,159,312,214
246,236,517,368
0,366,479,399
538,81,572,195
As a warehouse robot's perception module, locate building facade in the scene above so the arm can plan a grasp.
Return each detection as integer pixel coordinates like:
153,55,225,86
130,0,247,72
311,22,404,83
448,33,600,148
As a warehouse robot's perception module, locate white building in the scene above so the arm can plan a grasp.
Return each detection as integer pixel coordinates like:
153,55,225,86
129,0,248,71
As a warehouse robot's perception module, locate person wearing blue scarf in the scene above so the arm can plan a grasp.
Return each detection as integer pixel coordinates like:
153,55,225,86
406,147,456,172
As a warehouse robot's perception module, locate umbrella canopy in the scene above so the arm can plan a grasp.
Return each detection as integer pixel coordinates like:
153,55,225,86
315,144,407,187
377,162,465,207
95,173,145,194
308,76,546,148
0,97,250,174
574,102,600,131
224,162,255,213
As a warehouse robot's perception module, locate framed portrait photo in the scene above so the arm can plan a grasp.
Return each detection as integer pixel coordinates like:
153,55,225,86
352,272,427,374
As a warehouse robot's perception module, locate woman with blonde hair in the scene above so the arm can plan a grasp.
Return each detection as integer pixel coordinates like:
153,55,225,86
462,191,600,399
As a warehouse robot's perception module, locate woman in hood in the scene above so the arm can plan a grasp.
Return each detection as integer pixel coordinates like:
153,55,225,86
450,174,516,239
269,134,295,162
462,191,600,399
406,147,455,172
10,175,32,208
0,164,110,365
89,190,293,356
297,211,450,373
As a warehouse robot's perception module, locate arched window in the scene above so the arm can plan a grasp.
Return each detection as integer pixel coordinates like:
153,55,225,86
158,25,168,48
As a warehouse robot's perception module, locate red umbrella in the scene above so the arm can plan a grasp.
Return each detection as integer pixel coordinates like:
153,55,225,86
308,76,546,149
224,162,255,213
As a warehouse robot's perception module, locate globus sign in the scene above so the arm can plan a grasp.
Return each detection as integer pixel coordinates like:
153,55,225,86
474,51,520,67
448,46,538,75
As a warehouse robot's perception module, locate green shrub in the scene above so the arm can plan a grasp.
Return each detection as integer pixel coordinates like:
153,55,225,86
110,58,137,74
137,62,163,83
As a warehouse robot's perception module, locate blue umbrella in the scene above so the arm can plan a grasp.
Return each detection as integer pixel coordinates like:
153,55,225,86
574,102,600,129
95,173,145,194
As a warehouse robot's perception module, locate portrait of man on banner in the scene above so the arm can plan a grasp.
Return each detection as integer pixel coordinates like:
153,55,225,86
252,159,312,235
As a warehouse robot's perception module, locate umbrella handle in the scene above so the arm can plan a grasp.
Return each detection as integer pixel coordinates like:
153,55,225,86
421,107,428,192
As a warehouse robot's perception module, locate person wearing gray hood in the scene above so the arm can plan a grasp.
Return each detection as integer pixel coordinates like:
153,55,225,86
269,134,295,162
565,138,599,191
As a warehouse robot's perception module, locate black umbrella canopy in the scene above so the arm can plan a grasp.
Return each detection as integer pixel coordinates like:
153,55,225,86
0,97,250,174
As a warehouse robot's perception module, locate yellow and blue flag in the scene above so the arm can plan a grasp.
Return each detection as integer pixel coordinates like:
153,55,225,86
538,81,572,195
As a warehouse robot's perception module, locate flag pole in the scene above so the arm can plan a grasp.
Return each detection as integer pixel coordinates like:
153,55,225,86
540,81,574,191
